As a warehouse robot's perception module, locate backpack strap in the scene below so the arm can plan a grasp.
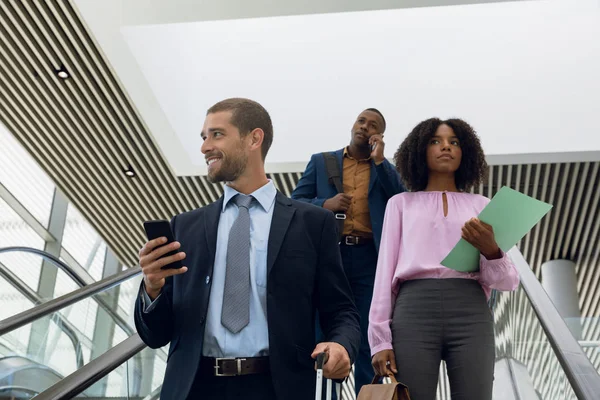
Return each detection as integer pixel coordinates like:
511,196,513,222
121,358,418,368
322,152,343,193
321,152,345,239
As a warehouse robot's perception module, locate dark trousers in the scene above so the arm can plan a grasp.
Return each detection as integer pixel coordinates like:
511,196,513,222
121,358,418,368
392,279,496,400
187,372,276,400
317,241,377,396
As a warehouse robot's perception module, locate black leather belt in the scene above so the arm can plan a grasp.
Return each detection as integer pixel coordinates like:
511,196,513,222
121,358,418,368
341,235,373,246
200,356,270,377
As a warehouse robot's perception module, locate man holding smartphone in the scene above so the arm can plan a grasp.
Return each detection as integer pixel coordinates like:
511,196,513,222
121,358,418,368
135,98,360,400
291,108,405,395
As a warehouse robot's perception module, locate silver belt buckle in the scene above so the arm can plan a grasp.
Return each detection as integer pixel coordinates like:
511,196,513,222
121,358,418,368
214,358,246,376
345,236,356,246
335,213,347,220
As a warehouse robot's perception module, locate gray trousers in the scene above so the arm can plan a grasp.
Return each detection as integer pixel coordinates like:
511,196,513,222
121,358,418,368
392,279,495,400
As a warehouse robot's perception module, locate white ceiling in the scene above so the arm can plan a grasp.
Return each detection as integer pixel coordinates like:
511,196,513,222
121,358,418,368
74,0,600,177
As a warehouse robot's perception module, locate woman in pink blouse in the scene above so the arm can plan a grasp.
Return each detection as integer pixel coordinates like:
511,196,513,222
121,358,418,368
369,118,519,400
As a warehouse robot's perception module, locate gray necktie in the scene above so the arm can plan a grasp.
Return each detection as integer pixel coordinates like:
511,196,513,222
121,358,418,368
221,194,253,334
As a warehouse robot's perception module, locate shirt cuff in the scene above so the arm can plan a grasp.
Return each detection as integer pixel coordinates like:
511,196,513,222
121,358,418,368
142,289,161,313
370,342,394,356
480,250,510,269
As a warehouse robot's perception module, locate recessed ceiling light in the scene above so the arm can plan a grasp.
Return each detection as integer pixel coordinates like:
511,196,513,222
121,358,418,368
55,65,70,80
124,165,136,178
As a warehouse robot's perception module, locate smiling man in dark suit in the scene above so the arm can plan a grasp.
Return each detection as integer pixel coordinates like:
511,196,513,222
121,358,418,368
134,98,360,400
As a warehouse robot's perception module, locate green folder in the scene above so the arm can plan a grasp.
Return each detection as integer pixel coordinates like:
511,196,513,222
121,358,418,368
441,186,552,272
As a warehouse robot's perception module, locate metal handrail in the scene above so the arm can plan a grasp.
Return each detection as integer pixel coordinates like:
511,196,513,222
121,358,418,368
0,265,141,336
0,247,149,396
0,263,85,368
32,334,146,399
509,248,600,400
0,246,137,336
0,247,88,286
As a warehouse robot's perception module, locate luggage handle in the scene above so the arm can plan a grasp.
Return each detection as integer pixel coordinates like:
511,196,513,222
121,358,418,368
316,352,340,400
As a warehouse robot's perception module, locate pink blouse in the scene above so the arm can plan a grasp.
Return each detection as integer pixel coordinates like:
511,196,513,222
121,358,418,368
368,191,520,355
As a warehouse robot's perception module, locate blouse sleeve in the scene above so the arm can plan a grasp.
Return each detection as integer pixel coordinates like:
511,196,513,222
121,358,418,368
368,196,402,355
479,250,520,291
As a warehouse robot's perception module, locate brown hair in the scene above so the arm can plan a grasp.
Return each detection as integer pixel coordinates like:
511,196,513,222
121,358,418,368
207,98,273,159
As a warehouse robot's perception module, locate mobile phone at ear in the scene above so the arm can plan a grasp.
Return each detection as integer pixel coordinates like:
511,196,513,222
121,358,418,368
371,143,377,151
143,220,184,269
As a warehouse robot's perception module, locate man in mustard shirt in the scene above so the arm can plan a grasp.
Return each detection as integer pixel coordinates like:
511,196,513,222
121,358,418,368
291,108,405,394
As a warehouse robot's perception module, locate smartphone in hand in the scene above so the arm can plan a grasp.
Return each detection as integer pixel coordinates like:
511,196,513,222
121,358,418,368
143,220,184,270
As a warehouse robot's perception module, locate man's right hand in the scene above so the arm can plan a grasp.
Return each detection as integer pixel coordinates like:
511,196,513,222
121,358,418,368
323,193,353,212
372,349,397,377
139,237,188,300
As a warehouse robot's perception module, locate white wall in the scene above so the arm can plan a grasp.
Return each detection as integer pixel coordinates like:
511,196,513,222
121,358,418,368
76,0,600,176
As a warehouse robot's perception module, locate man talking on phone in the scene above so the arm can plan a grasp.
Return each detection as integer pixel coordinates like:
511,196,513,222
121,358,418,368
291,108,404,395
134,98,360,400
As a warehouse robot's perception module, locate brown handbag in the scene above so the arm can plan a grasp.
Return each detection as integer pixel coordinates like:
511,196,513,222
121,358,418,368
357,374,411,400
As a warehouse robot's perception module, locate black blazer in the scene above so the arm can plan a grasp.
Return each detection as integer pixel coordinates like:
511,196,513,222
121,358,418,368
135,192,361,400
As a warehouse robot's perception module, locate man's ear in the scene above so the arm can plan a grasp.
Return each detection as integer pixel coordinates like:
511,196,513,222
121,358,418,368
249,128,264,151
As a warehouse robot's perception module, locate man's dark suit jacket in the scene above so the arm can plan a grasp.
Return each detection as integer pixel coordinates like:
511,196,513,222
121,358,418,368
134,192,361,400
291,148,405,250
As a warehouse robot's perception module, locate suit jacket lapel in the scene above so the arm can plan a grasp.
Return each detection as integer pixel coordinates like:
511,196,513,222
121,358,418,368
368,161,377,192
267,192,296,276
204,197,223,269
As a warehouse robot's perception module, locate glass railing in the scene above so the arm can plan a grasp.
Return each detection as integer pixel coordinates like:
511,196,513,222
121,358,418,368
0,283,145,397
0,356,62,396
579,317,600,378
0,255,167,398
493,286,578,399
80,347,165,399
1,286,118,379
0,247,137,336
488,249,600,400
0,247,91,319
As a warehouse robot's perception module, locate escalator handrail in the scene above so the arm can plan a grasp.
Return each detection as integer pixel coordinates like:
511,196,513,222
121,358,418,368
0,247,88,287
0,355,62,379
0,265,141,337
0,246,137,336
33,333,146,400
0,246,135,336
0,262,85,368
0,386,40,396
510,248,600,400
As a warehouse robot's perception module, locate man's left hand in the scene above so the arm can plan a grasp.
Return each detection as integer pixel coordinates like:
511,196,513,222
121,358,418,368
461,218,502,260
311,342,351,380
369,134,385,165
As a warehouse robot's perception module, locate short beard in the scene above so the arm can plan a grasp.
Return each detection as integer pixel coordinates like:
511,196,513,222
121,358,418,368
207,150,247,183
